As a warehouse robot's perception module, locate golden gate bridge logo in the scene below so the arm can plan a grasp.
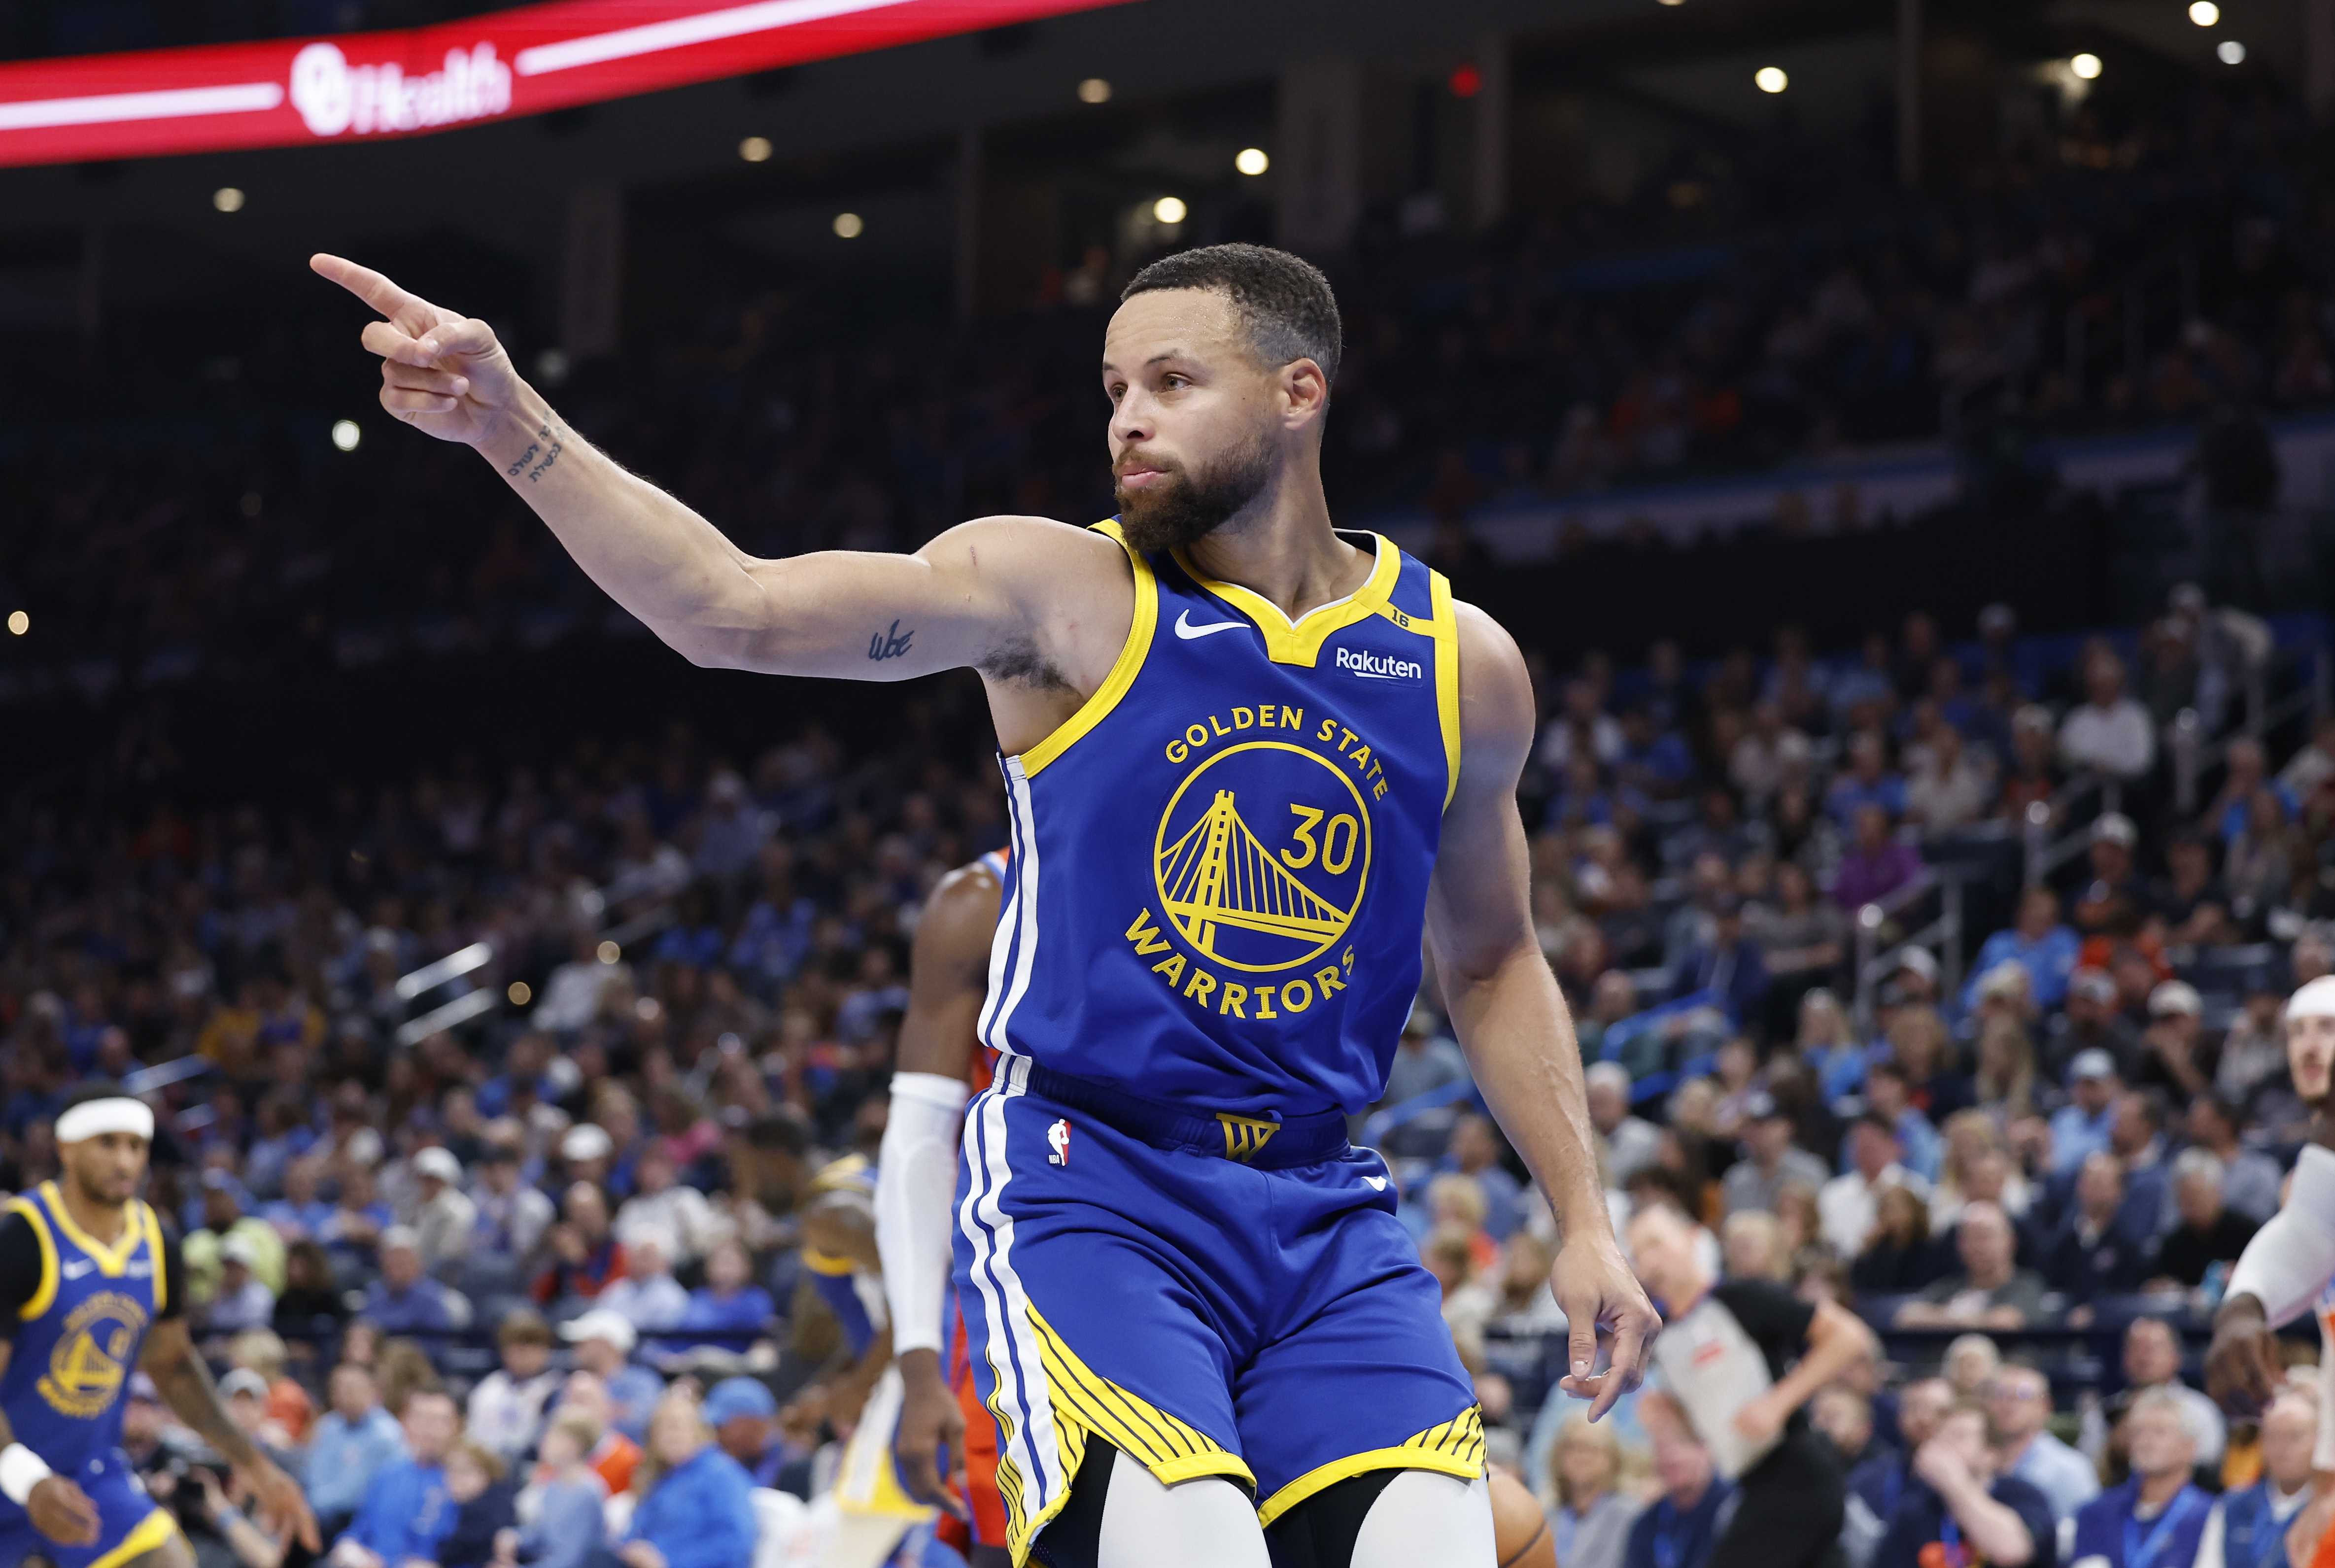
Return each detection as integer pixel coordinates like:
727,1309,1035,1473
1153,741,1371,974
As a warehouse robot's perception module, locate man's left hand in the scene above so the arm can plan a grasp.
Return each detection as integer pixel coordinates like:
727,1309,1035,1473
243,1455,320,1551
1550,1233,1659,1422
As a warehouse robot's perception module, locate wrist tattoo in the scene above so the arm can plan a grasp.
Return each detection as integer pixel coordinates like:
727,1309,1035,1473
505,422,565,484
868,620,914,662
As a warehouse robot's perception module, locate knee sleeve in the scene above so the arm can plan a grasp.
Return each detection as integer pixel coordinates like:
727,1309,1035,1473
1037,1443,1268,1568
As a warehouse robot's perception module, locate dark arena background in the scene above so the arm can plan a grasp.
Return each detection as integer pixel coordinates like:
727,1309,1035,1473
6,0,2335,1564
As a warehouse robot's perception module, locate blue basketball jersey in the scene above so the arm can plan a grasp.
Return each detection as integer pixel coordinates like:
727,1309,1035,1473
979,522,1458,1118
2,1183,171,1475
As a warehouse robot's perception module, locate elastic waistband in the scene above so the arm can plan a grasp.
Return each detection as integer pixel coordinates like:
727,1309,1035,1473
996,1057,1350,1168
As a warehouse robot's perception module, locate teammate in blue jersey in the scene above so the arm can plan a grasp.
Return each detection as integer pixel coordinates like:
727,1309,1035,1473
321,238,1658,1568
0,1083,316,1568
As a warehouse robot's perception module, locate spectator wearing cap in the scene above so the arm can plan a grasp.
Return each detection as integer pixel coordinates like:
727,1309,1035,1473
1834,804,1926,913
2184,1094,2281,1223
1668,894,1770,1027
1893,1202,2048,1329
1820,1113,1932,1258
2060,650,2156,780
2040,1151,2152,1312
2070,813,2148,936
206,1234,279,1335
304,1362,407,1539
560,1123,618,1188
1585,1062,1663,1184
534,1182,626,1306
2047,1051,2122,1173
411,1146,479,1275
597,1226,688,1334
702,1377,785,1487
1719,1092,1832,1217
1961,887,2080,1014
363,1227,474,1336
2152,1148,2258,1289
468,1310,563,1466
473,1132,555,1265
2134,981,2214,1100
560,1310,662,1443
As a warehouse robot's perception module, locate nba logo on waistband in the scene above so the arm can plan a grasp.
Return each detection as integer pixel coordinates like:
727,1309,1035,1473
1048,1119,1071,1165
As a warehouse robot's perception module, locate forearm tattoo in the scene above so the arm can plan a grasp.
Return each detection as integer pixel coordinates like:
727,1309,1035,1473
504,422,566,484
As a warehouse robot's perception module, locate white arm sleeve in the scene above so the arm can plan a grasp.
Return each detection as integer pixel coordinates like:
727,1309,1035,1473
876,1070,971,1357
2227,1144,2335,1328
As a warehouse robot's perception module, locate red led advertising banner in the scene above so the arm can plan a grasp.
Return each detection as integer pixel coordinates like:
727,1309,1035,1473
0,0,1133,168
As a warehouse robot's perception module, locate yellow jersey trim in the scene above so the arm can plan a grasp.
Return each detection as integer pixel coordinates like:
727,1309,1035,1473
1428,569,1462,810
87,1507,180,1568
1016,521,1157,780
1253,1406,1488,1528
9,1196,58,1321
1171,530,1401,669
139,1202,167,1315
800,1250,858,1278
991,1303,1254,1566
39,1182,142,1276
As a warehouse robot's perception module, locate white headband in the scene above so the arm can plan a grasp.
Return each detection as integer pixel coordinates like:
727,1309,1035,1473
2292,976,2335,1022
54,1098,154,1145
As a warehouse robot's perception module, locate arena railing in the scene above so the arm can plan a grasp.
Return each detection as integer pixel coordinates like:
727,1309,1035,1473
2169,640,2333,815
1849,868,1960,1034
2020,770,2120,888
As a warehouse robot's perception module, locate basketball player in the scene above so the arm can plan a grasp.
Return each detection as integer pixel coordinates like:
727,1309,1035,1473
0,1083,318,1568
315,240,1656,1567
879,851,1011,1567
1625,1203,1875,1568
2206,975,2335,1422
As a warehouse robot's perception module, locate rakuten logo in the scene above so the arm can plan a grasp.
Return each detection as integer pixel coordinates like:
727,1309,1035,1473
290,40,512,138
1335,647,1423,681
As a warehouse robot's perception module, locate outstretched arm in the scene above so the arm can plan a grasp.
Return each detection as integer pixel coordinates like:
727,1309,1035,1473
1426,603,1658,1420
141,1319,320,1550
309,255,1122,697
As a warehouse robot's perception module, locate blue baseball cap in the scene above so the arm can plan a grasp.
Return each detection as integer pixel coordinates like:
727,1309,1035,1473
703,1377,777,1426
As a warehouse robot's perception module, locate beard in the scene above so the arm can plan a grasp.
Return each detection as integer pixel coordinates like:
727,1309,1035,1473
1114,429,1276,554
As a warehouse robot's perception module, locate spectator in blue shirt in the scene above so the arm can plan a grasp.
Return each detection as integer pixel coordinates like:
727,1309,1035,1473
2211,737,2300,844
302,1362,409,1536
2046,1052,2120,1174
616,1391,758,1568
1824,732,1908,828
262,1159,337,1243
1864,1063,1943,1184
1421,1115,1525,1241
668,1240,777,1352
332,1388,461,1568
500,1410,607,1568
702,1377,787,1488
2069,1391,2211,1568
362,1226,474,1336
1622,1392,1735,1568
1960,887,2081,1014
1615,705,1696,801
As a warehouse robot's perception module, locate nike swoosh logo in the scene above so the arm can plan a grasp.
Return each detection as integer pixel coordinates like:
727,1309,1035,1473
61,1259,96,1279
1364,1176,1388,1191
1174,610,1244,640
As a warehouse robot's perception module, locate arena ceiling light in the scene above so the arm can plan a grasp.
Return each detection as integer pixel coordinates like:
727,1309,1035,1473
2218,39,2247,62
1152,195,1186,224
1754,66,1788,94
5,611,26,636
1077,76,1111,103
2070,53,2103,79
331,419,362,451
1235,147,1268,176
212,185,244,210
739,134,772,160
2189,1,2219,23
0,0,1135,167
832,210,864,236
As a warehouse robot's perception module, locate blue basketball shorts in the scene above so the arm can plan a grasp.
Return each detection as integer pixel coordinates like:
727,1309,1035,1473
951,1056,1483,1566
0,1448,179,1568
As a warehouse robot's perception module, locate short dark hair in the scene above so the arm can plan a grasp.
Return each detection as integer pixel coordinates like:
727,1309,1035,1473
1122,243,1343,384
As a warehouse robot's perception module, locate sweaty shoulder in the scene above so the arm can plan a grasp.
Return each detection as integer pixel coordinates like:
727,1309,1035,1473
922,515,1134,701
918,859,1004,957
1449,600,1534,784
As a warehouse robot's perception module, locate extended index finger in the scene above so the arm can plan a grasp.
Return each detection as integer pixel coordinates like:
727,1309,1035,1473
310,253,416,318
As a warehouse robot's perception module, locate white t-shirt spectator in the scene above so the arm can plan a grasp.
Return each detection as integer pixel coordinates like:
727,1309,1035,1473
2060,699,2155,778
1818,1164,1931,1257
